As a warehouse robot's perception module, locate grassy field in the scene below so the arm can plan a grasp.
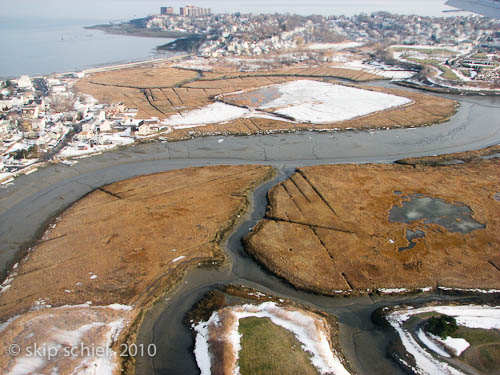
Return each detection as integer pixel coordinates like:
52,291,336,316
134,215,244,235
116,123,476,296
470,53,488,59
408,58,459,80
454,327,500,375
238,317,319,375
392,47,457,56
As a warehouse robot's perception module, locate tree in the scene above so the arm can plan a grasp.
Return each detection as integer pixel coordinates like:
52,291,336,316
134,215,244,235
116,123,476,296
426,314,458,339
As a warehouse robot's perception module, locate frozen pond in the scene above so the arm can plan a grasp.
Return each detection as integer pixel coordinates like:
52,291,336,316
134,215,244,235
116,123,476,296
224,80,412,124
389,194,485,234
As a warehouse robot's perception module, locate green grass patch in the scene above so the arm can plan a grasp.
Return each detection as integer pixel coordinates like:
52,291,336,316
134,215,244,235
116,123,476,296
452,327,500,347
452,327,500,375
238,317,319,375
461,343,500,375
391,47,457,56
408,58,459,80
439,65,459,80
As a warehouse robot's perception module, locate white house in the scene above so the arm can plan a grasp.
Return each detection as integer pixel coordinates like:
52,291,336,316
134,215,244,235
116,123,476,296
137,123,153,136
82,122,96,133
17,75,32,89
0,121,9,136
98,110,106,122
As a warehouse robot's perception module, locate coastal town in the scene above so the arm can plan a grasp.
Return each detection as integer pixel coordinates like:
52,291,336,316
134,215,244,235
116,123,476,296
0,71,146,184
1,7,500,185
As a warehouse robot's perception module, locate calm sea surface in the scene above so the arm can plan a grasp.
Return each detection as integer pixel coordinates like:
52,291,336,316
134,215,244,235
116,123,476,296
0,17,176,78
1,0,461,78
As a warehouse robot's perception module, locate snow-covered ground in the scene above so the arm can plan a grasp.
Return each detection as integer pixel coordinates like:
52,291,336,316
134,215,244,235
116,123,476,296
334,60,415,79
430,334,470,357
378,288,409,294
60,144,114,158
193,302,350,375
1,304,132,375
391,45,466,53
417,328,451,357
387,304,500,375
0,172,14,184
59,135,134,159
426,76,500,92
163,102,250,129
307,42,364,51
259,80,411,123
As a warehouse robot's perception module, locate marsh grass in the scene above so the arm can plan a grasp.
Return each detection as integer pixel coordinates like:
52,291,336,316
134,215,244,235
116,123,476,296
238,317,319,375
453,327,500,375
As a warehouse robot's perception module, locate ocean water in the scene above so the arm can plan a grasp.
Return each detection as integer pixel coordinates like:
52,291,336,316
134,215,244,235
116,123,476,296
1,0,462,78
0,17,176,78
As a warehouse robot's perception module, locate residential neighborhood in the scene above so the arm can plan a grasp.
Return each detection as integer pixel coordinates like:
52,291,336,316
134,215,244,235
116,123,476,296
145,10,500,57
0,73,142,184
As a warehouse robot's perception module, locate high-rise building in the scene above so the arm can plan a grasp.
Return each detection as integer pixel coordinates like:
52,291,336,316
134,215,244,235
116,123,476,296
160,6,174,15
180,5,211,17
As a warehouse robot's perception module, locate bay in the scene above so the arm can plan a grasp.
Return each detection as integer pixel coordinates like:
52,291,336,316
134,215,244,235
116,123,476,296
0,17,176,78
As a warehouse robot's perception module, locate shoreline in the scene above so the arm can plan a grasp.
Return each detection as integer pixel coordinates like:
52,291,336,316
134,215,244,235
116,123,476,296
85,24,192,40
396,80,500,96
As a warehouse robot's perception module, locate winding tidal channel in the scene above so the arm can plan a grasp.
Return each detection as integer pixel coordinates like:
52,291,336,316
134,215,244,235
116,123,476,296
1,83,500,375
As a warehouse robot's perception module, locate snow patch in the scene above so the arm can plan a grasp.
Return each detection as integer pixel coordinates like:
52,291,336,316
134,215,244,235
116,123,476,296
259,80,411,124
7,356,46,375
193,320,212,375
438,286,500,294
417,329,450,357
2,304,132,375
378,288,408,294
164,80,411,129
163,102,250,129
437,336,470,357
307,41,364,50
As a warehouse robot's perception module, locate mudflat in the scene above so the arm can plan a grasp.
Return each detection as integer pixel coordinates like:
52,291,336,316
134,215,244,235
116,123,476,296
245,159,500,295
